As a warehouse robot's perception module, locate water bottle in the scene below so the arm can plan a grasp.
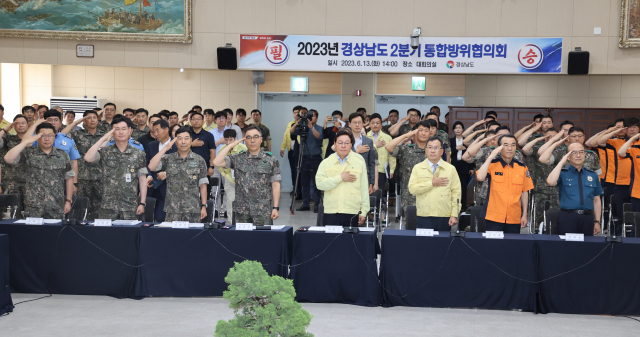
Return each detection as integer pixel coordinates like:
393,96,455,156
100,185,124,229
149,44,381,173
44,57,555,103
3,206,12,220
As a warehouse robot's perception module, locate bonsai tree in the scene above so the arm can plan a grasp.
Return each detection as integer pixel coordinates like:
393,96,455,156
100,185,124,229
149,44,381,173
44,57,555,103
215,261,313,337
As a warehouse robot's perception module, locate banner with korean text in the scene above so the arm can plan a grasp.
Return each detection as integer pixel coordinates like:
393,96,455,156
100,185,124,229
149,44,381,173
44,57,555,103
239,35,562,74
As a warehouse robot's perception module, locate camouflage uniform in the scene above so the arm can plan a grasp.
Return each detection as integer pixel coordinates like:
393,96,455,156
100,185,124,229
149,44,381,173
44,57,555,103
154,151,208,223
436,130,451,160
97,120,112,133
526,144,558,231
69,128,105,220
472,146,525,206
224,150,281,225
0,134,27,217
382,124,398,138
11,147,75,219
255,123,272,152
548,146,602,174
397,123,414,137
131,125,149,141
389,143,427,214
88,144,148,220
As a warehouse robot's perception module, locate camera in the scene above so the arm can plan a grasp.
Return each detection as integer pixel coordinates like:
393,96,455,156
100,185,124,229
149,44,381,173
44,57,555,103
410,27,421,50
297,110,314,135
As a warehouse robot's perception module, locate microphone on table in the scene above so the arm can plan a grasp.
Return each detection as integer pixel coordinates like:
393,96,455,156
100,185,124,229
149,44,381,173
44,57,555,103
451,198,465,237
344,211,361,234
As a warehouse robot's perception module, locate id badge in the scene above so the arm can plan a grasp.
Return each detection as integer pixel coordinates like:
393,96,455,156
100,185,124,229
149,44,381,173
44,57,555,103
126,173,132,182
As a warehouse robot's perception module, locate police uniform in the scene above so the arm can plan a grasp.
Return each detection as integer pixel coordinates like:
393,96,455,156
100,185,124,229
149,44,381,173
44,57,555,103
482,157,534,233
153,151,208,223
69,128,105,220
88,144,148,220
0,134,27,216
389,143,427,214
471,146,525,206
224,150,281,225
554,165,603,236
131,125,149,141
10,147,75,219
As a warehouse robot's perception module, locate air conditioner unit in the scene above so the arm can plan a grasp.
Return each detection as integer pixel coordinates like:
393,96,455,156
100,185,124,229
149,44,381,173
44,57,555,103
49,97,108,113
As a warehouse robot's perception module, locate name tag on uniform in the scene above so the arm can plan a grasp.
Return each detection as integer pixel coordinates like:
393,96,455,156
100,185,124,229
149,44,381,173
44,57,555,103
416,228,437,236
94,219,112,227
564,233,584,241
172,221,189,229
325,226,344,233
236,223,253,231
494,172,503,176
484,231,504,239
126,173,132,182
25,217,43,225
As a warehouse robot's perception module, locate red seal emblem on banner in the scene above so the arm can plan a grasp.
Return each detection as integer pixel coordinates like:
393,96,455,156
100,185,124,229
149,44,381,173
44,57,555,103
518,44,544,69
264,40,289,65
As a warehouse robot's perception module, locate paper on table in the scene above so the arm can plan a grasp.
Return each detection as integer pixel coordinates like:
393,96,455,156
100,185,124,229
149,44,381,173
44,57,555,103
271,225,285,230
189,223,204,228
307,227,325,231
112,220,141,226
14,220,26,223
559,235,566,239
43,219,61,224
359,227,375,232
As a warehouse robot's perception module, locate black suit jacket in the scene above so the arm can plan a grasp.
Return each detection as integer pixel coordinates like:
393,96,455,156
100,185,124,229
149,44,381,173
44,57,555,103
146,140,178,198
450,137,472,173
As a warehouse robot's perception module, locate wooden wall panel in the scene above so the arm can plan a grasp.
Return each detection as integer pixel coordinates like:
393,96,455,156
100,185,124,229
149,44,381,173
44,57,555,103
258,71,342,95
376,74,465,96
514,108,548,134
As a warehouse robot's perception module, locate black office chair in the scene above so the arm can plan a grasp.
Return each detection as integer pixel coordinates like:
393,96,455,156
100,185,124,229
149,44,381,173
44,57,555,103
316,203,324,227
67,196,89,221
367,189,383,229
608,194,616,235
601,187,608,234
381,180,390,227
623,211,636,238
137,197,156,222
209,177,222,218
0,194,18,219
206,199,215,222
468,205,486,232
405,205,417,230
543,200,560,235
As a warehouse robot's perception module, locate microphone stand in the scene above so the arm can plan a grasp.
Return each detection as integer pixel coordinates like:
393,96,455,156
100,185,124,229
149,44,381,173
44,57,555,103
344,211,361,234
451,198,465,237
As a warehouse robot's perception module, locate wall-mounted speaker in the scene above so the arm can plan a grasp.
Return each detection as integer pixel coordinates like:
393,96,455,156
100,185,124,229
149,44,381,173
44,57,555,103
217,43,237,70
568,47,589,75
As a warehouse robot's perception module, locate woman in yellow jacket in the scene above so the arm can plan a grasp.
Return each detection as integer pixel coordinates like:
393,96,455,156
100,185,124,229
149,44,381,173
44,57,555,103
316,128,369,227
408,137,462,231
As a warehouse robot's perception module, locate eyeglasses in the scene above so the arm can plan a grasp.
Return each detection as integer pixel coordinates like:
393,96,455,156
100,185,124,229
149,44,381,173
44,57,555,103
40,134,55,139
245,135,261,141
336,141,351,147
427,146,442,151
571,150,585,155
46,118,60,123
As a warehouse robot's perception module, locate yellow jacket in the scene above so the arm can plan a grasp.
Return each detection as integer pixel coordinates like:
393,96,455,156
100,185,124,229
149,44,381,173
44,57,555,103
0,119,15,135
316,153,370,215
367,130,396,174
408,159,461,217
203,122,217,132
281,120,296,151
218,143,248,183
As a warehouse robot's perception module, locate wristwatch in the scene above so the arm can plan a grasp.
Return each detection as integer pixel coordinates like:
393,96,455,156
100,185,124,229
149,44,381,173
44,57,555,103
66,199,72,203
201,204,207,208
273,206,279,210
139,202,146,206
594,220,601,224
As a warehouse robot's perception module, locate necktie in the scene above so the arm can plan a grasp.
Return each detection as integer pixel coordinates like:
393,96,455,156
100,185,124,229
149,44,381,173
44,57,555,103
432,164,438,174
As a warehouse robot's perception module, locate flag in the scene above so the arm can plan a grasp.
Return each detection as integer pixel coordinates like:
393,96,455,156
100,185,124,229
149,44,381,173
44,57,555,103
155,2,162,11
143,0,151,6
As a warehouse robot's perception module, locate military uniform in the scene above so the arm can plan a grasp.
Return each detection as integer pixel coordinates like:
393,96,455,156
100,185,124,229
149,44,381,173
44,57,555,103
436,130,451,160
390,143,427,214
526,144,559,231
88,144,148,220
397,123,414,137
69,128,105,220
255,123,272,152
11,147,75,219
131,125,149,141
0,134,27,216
382,124,398,138
472,146,525,206
548,146,602,174
97,120,112,133
224,150,281,225
154,151,208,223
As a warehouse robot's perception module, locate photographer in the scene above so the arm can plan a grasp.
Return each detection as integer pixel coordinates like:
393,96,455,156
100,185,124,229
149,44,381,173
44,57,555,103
322,110,344,159
290,108,324,213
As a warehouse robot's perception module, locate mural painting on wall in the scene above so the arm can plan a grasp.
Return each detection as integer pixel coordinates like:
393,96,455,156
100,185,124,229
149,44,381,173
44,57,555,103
620,0,640,47
0,0,192,43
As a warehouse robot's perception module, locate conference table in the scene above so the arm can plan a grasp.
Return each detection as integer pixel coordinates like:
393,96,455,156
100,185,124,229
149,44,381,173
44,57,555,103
290,228,381,307
379,230,538,311
0,234,13,315
0,220,293,299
